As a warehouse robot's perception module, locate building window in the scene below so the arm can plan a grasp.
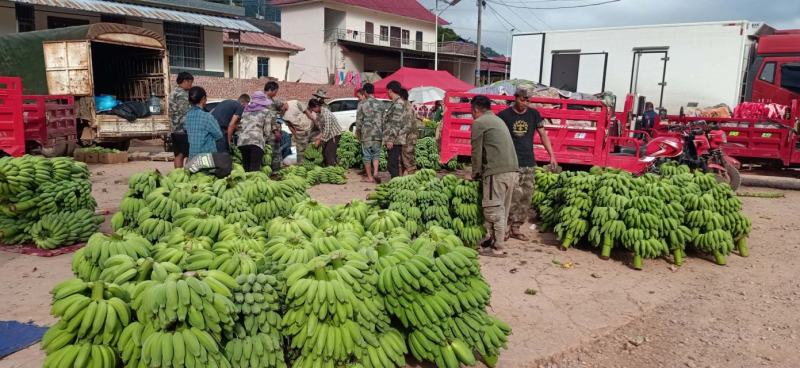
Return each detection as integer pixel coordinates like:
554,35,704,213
402,30,410,45
15,4,35,32
380,26,388,42
228,56,234,78
47,16,89,29
759,62,776,84
164,22,204,70
257,57,270,78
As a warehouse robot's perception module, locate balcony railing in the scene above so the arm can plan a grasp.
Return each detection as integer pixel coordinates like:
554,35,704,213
325,29,481,58
326,28,438,53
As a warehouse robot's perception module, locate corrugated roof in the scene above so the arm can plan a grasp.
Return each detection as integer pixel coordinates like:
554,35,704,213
223,30,304,52
10,0,262,32
271,0,449,25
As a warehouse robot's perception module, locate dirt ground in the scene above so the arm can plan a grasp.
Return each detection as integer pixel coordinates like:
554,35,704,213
1,161,799,368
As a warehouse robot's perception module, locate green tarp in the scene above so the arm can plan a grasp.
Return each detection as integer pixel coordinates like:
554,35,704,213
0,23,164,95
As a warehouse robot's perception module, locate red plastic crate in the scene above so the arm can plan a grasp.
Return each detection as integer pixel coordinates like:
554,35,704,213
22,95,76,151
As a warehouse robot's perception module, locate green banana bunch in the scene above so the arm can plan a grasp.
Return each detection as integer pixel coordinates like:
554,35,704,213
48,279,130,346
293,200,334,228
356,327,408,368
72,232,152,281
230,273,283,336
173,207,225,240
131,271,237,337
30,209,103,249
336,131,362,169
127,170,162,198
303,144,323,166
414,136,441,170
333,200,370,224
43,341,117,368
145,187,181,221
140,328,232,368
266,215,317,238
224,332,286,368
98,254,154,286
117,321,156,368
365,210,406,235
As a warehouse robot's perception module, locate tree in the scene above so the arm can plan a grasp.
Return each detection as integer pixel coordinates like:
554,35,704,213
437,27,505,57
437,26,461,43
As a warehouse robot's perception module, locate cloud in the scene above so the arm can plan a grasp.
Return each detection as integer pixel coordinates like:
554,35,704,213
421,0,800,54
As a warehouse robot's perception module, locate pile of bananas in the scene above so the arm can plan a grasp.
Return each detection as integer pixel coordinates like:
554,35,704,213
336,131,362,169
369,169,485,245
303,145,323,166
532,164,752,270
43,163,512,368
415,137,440,170
375,226,511,368
281,165,347,185
30,209,104,249
0,155,98,248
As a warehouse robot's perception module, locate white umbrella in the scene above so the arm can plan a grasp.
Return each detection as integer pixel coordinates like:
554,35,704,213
408,86,446,104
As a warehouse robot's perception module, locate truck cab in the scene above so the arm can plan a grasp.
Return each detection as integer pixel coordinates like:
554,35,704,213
746,31,800,106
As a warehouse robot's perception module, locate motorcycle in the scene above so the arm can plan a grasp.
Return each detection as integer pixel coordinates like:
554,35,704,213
642,121,742,190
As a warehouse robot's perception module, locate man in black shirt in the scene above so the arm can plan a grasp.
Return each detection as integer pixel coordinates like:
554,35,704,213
497,89,557,241
210,94,249,152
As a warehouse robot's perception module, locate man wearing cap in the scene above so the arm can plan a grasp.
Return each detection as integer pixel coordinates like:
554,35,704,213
497,89,558,241
312,89,330,110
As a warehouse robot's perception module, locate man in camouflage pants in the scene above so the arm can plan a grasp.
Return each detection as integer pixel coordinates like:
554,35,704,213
497,89,558,240
168,72,193,168
355,83,383,183
398,88,417,175
382,82,406,178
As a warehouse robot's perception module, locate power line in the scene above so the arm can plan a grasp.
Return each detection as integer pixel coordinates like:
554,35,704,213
486,0,620,10
485,2,521,31
492,0,552,29
487,1,538,32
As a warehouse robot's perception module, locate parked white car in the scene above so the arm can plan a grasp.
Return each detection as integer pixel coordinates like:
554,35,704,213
328,97,391,132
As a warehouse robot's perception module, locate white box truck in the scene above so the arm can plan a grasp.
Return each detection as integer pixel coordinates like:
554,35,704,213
510,21,770,112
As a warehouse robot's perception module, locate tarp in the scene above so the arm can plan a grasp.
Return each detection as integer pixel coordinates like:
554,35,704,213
372,67,474,98
0,23,164,95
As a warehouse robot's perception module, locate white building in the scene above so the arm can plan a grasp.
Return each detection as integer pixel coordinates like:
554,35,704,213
511,21,771,112
0,0,307,79
273,0,477,84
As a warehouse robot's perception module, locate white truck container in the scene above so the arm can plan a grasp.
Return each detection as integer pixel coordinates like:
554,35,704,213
510,21,770,112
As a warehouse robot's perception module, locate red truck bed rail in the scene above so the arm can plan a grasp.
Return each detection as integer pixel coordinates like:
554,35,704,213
660,99,800,166
0,77,25,156
440,93,609,164
22,95,76,155
439,92,650,173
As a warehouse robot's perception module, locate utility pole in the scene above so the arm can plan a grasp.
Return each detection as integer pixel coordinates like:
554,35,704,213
475,0,482,86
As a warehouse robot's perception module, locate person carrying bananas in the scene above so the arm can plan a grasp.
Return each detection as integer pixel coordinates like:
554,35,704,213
283,99,314,164
470,95,519,257
498,89,558,241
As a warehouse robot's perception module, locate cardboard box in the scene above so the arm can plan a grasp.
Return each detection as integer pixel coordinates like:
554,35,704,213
99,151,129,164
72,149,85,162
83,152,99,163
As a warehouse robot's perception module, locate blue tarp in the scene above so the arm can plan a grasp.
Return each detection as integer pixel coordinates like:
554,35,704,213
0,321,48,358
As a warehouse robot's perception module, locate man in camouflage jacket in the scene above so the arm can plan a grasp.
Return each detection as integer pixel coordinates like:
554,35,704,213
355,83,383,182
382,82,406,178
168,72,193,168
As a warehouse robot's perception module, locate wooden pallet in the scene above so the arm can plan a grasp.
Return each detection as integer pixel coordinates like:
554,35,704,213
150,152,174,162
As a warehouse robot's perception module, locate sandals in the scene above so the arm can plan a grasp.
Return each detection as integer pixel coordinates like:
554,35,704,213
479,248,508,258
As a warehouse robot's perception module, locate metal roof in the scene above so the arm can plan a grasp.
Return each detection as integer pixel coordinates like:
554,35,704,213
10,0,262,32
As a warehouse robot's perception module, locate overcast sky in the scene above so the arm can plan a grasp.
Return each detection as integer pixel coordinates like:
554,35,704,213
418,0,800,55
